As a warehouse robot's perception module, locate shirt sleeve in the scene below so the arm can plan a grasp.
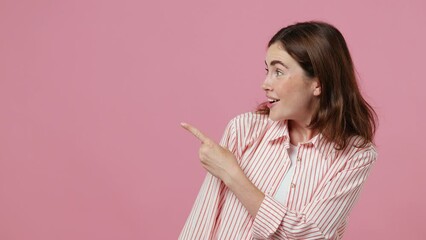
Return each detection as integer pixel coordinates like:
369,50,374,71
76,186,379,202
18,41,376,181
252,146,377,240
179,119,238,240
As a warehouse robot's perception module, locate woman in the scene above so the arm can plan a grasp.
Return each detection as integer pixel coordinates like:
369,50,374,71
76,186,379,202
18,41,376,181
179,21,377,240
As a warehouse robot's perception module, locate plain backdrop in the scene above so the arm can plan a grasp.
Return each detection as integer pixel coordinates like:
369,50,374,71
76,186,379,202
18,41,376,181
1,0,425,239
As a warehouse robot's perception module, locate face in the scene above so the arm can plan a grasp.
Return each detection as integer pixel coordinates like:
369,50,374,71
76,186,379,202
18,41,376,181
262,42,321,123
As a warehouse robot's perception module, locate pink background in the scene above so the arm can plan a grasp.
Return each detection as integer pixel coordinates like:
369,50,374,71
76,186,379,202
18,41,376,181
1,0,425,239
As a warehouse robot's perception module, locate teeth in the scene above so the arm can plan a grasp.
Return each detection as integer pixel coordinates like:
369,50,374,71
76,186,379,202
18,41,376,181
268,98,279,103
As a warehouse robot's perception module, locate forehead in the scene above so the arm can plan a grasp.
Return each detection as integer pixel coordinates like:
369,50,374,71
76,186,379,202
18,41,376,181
265,42,297,67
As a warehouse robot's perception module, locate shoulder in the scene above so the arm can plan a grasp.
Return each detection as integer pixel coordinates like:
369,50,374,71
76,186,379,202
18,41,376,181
346,136,377,156
223,112,271,146
338,136,378,170
228,112,270,130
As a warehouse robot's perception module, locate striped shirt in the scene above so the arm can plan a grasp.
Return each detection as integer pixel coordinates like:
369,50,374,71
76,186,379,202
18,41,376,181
179,112,377,240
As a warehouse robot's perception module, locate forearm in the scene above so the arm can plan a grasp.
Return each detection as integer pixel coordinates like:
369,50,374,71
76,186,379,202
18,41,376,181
223,166,265,218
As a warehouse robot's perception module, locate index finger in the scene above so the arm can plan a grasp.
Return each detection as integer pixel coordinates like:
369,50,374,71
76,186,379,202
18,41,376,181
180,122,209,143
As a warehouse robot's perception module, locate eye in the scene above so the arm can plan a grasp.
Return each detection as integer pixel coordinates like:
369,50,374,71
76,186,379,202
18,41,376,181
275,69,284,77
264,68,269,75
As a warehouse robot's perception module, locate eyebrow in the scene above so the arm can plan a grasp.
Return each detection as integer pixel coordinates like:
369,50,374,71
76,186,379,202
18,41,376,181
265,60,288,69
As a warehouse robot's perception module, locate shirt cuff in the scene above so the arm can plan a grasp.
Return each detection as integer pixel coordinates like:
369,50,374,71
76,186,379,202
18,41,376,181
252,194,287,239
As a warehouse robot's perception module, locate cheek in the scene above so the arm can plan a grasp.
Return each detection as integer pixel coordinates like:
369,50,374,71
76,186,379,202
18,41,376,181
276,83,297,99
275,82,292,96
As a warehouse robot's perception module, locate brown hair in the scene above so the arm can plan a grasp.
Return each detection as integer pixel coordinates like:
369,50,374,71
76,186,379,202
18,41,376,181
257,21,377,150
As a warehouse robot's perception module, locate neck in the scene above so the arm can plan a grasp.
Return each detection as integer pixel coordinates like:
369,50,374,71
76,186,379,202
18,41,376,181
288,120,318,145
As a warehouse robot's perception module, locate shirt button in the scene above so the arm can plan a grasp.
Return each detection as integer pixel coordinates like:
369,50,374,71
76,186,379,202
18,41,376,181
297,157,301,162
291,183,296,188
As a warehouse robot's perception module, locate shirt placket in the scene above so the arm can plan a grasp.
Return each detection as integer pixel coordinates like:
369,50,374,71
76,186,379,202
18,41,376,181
286,142,313,209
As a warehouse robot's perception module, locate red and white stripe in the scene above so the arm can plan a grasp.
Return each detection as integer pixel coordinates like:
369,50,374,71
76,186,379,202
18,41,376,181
179,112,377,240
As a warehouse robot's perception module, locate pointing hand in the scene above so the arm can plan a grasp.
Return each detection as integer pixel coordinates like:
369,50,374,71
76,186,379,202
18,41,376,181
181,122,240,184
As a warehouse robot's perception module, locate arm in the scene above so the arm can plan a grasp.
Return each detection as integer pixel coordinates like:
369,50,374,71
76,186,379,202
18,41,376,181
225,146,377,240
179,120,238,240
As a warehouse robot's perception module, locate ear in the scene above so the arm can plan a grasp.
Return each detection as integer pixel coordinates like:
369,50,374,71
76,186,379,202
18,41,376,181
312,78,321,96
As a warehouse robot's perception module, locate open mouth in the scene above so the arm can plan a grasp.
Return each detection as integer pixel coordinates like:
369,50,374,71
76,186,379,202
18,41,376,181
266,98,280,108
268,98,280,103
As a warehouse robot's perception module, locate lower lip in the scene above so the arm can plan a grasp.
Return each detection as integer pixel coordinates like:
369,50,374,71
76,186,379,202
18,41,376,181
267,101,279,108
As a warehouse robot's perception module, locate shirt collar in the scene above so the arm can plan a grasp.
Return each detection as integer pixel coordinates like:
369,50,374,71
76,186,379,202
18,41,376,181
266,119,335,155
266,119,290,142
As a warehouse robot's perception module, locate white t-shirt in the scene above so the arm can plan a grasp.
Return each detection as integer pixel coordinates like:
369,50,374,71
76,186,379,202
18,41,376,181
274,143,298,205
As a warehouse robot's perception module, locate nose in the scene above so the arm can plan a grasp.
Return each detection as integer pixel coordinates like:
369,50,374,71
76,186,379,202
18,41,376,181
261,77,272,91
